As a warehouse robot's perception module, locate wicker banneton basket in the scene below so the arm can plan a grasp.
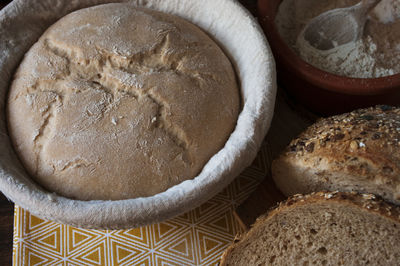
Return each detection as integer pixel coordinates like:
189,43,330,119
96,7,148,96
0,0,276,229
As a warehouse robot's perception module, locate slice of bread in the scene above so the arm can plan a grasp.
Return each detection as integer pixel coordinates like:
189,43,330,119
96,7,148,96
271,105,400,204
220,191,400,265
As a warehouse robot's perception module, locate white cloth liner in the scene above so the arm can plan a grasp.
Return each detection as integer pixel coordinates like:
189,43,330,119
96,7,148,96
0,0,276,229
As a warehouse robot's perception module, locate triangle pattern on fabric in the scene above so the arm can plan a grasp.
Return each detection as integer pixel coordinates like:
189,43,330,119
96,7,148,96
28,251,47,266
194,200,222,221
25,249,55,266
197,230,230,263
13,140,270,266
155,253,189,266
214,186,233,201
234,174,259,194
207,211,235,235
159,231,195,263
117,226,150,247
174,212,193,224
134,256,152,266
152,221,184,245
71,240,106,265
250,147,269,172
27,224,63,256
67,227,103,254
28,214,49,231
36,229,60,254
110,238,145,265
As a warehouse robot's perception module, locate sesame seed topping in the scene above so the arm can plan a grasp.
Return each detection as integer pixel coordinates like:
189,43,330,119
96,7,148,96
362,194,376,200
325,193,334,199
350,141,358,150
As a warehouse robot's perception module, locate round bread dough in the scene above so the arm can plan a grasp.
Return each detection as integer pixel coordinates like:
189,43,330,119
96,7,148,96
7,3,239,201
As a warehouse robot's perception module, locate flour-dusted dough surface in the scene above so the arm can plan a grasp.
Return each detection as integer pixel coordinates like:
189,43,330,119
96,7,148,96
0,0,276,229
7,4,239,200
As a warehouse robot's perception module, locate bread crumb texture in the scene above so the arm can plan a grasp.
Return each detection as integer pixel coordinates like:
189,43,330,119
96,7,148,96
272,106,400,204
220,191,400,265
7,3,239,200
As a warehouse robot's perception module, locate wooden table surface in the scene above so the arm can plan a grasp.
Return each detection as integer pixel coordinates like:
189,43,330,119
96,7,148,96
0,0,258,265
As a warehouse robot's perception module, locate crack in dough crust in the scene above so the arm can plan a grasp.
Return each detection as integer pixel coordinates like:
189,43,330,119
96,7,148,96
7,3,239,200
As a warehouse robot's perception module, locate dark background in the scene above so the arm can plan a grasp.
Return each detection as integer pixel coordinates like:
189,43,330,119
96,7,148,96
0,0,16,263
1,1,18,265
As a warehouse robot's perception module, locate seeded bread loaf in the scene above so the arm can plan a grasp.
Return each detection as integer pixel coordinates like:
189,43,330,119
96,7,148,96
7,3,239,200
220,191,400,265
271,106,400,204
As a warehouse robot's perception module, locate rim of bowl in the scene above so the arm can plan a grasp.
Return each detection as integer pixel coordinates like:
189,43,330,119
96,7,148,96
258,0,400,96
0,0,276,229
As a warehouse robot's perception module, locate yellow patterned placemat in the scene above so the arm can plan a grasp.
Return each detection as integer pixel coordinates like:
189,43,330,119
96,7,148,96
12,140,271,266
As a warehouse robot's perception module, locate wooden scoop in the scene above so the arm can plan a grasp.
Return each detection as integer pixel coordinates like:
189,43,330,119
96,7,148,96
299,0,380,50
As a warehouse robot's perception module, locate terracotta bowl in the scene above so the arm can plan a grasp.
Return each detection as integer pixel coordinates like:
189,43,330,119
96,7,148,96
258,0,400,116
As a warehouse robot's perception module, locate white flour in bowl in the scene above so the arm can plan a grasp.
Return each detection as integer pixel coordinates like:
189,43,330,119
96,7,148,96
276,0,400,78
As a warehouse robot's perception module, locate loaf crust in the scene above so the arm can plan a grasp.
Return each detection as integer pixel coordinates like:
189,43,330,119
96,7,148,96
220,191,400,265
272,106,400,204
7,3,239,200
